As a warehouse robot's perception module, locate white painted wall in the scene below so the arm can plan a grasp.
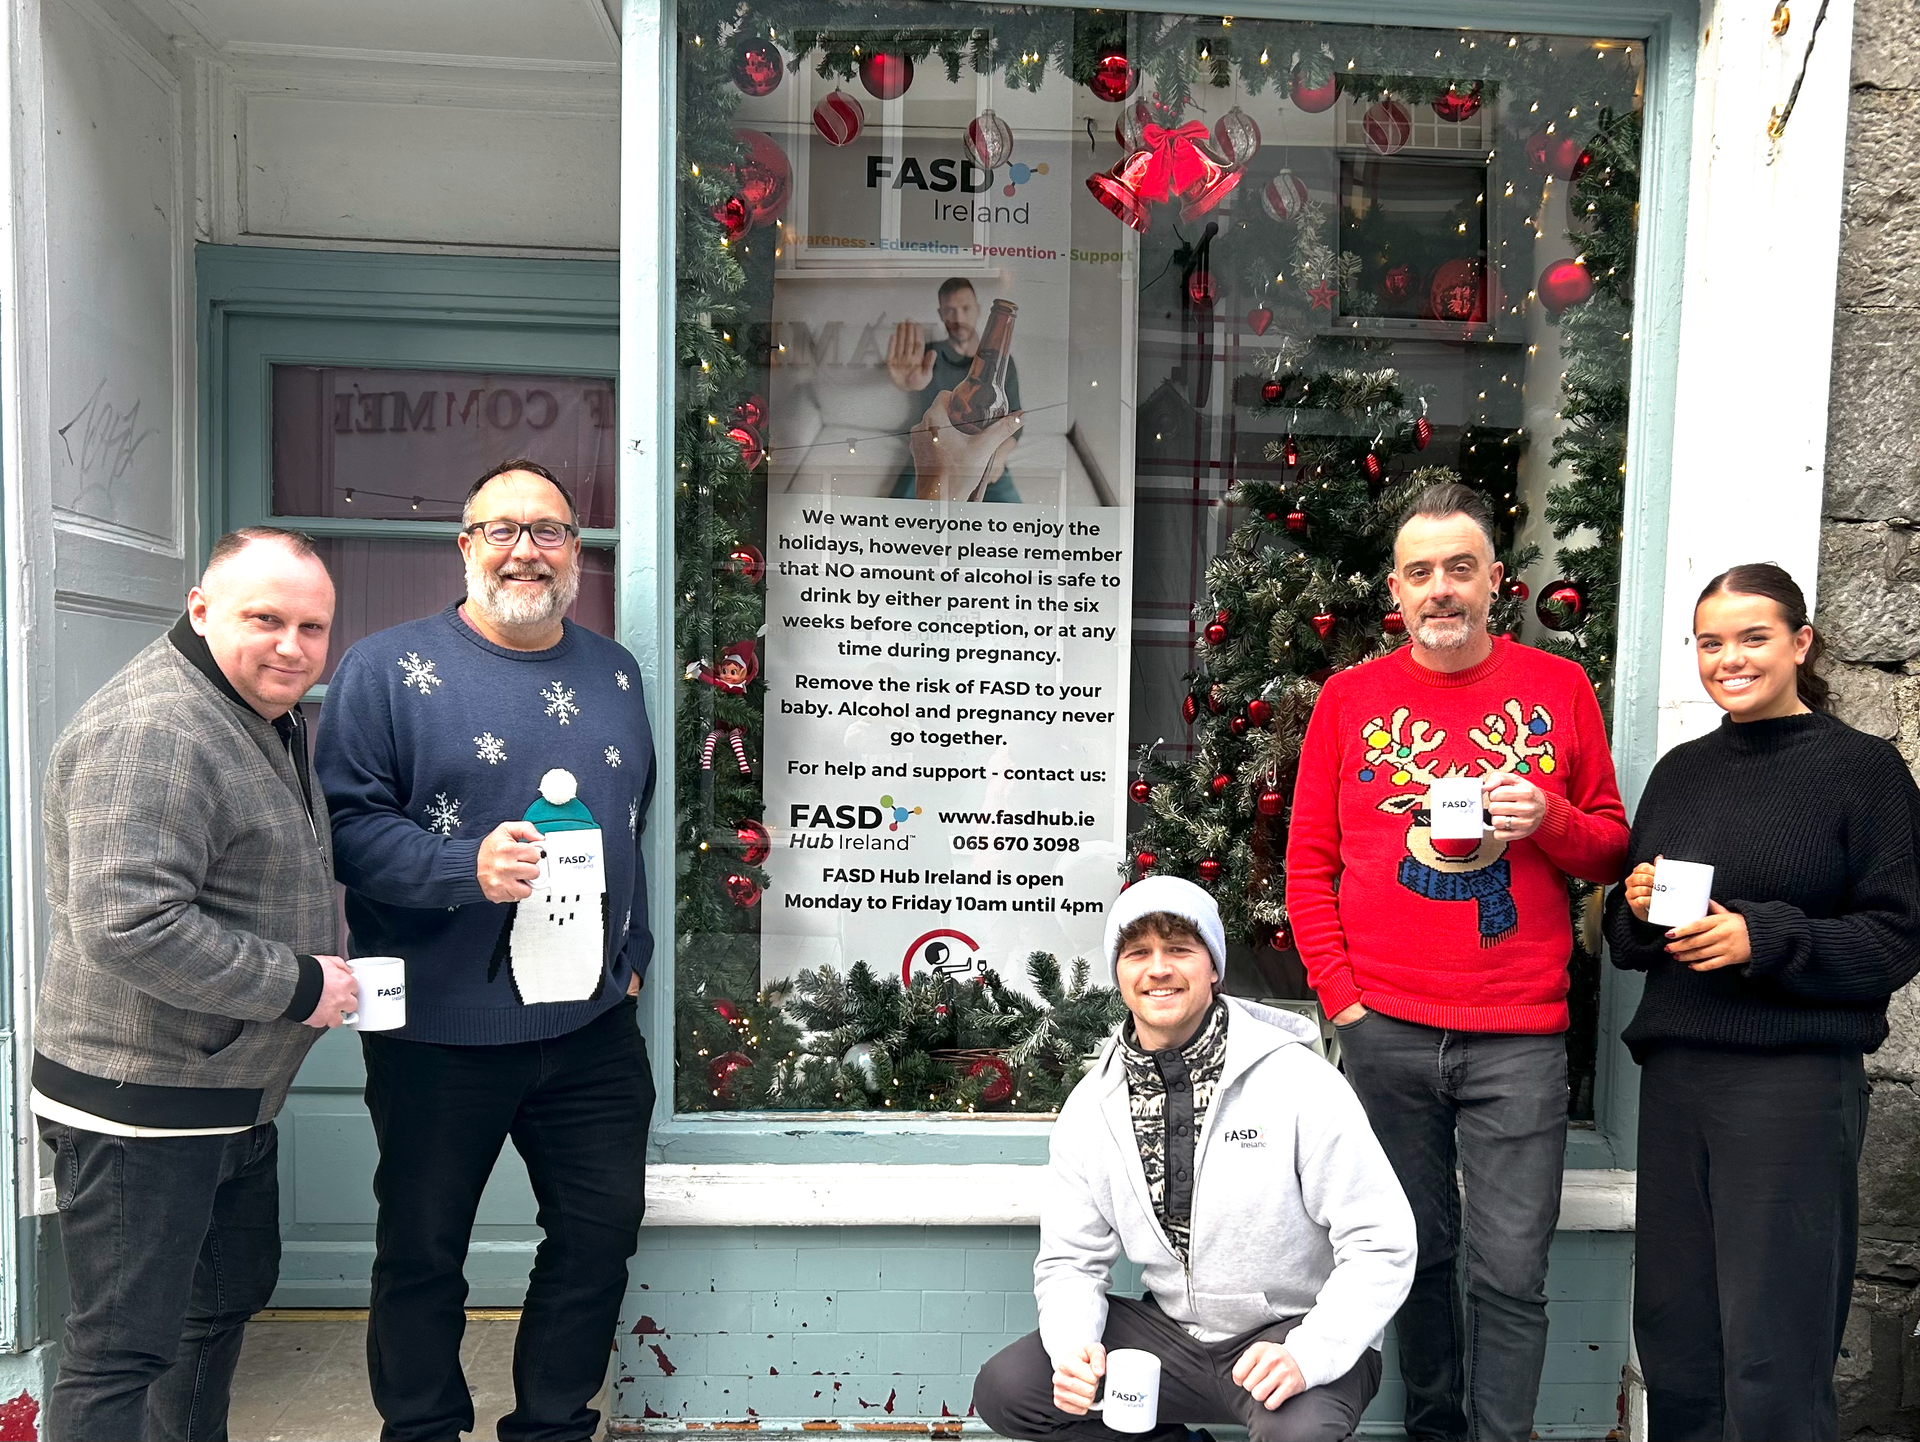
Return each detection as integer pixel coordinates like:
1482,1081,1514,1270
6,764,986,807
1657,0,1854,751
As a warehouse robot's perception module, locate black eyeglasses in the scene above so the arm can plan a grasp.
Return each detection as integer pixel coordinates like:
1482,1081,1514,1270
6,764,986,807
463,519,579,549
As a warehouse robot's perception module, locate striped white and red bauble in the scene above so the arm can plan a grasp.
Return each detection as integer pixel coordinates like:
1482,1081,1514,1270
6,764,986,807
1261,169,1309,223
1213,106,1261,165
812,89,865,147
1363,99,1412,155
964,110,1013,170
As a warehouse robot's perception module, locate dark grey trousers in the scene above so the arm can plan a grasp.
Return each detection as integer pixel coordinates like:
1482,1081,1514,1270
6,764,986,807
973,1295,1382,1442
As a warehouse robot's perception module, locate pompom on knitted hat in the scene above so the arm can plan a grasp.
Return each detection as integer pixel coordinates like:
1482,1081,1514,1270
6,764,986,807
1102,875,1227,983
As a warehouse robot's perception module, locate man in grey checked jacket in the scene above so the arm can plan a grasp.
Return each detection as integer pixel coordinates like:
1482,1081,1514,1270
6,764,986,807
31,528,358,1442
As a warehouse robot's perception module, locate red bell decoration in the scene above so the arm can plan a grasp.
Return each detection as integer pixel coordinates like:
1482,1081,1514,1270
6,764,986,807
1286,510,1308,533
1135,849,1158,871
1088,51,1140,102
965,110,1014,170
1246,306,1273,336
1204,618,1228,646
709,1050,753,1100
1198,857,1224,884
1257,787,1285,817
967,1055,1015,1104
724,873,762,907
1537,258,1594,314
1383,610,1407,636
1229,715,1248,736
1428,257,1488,323
1086,147,1156,232
711,195,751,239
1362,99,1412,155
1130,779,1152,804
1211,773,1231,797
1214,106,1261,165
1248,698,1273,726
1261,169,1310,223
714,997,742,1022
734,819,771,865
1363,451,1383,483
1310,611,1336,639
728,543,765,583
1182,694,1199,724
859,50,914,100
1536,579,1590,632
812,89,865,146
725,422,764,470
1432,82,1482,123
1261,379,1285,406
1290,65,1341,113
1413,415,1433,450
731,130,791,227
733,392,768,430
1525,129,1585,179
729,35,785,97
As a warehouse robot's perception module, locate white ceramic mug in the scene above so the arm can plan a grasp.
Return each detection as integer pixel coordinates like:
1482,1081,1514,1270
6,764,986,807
1089,1349,1161,1434
1427,775,1487,841
1647,858,1715,928
342,956,407,1032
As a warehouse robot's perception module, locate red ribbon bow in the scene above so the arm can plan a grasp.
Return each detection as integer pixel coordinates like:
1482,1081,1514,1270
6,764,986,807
1135,122,1216,203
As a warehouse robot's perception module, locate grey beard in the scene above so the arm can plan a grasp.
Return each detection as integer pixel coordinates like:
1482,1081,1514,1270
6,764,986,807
1414,614,1479,650
465,555,581,629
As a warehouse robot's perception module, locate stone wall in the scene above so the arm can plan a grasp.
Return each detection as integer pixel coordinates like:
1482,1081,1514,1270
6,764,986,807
1822,1,1920,1430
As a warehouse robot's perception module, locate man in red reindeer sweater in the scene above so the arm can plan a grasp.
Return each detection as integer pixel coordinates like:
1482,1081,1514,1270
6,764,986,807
1285,482,1628,1442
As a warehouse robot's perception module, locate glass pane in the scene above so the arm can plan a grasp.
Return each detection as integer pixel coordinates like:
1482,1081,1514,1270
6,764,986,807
673,8,1643,1116
271,366,617,528
310,538,615,686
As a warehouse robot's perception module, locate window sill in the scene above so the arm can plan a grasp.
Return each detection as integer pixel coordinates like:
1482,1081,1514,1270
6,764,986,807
642,1164,1637,1231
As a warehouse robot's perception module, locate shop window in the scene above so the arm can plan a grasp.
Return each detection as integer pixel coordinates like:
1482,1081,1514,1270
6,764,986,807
673,7,1643,1117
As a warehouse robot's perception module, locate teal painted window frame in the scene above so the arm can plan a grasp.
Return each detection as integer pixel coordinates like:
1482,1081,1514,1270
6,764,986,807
626,0,1696,1170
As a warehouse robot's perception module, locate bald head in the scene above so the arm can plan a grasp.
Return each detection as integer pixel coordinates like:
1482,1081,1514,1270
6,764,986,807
189,530,335,718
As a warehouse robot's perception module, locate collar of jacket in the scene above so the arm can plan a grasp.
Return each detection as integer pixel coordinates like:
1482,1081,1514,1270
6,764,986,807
168,612,314,816
1091,996,1318,1259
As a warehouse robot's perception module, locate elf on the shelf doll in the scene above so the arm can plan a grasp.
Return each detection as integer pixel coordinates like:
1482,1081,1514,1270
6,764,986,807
685,640,757,773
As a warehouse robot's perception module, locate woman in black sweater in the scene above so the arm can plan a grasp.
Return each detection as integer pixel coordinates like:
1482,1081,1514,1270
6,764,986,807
1605,563,1920,1441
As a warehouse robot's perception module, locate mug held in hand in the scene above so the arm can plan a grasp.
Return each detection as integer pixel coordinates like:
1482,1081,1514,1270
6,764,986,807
1089,1349,1161,1433
342,956,407,1031
1647,858,1715,928
1427,775,1489,841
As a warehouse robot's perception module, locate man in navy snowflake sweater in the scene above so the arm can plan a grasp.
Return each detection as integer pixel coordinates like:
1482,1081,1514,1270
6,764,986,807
316,459,655,1442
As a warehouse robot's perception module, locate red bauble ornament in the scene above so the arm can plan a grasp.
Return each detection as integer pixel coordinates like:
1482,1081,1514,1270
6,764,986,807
1198,857,1224,883
711,195,751,239
1248,699,1273,726
709,1049,753,1100
1208,685,1227,715
1286,511,1308,533
968,1055,1014,1104
1536,579,1590,632
1283,435,1300,468
1428,257,1488,323
1363,451,1383,483
1506,579,1531,600
733,392,768,430
1537,258,1594,315
1186,269,1217,308
1383,610,1407,636
724,873,762,907
1413,416,1433,450
1135,849,1158,871
1290,66,1341,113
1432,82,1482,123
714,997,742,1022
1270,922,1294,952
859,51,914,100
734,819,771,865
1261,168,1310,223
725,422,764,470
813,90,865,146
1088,52,1140,103
1182,695,1199,724
1204,619,1228,646
728,543,765,583
729,36,785,97
1230,715,1248,736
1211,773,1231,797
1310,611,1336,639
1257,788,1285,817
1362,99,1412,156
965,110,1014,170
1214,106,1261,165
1247,307,1273,336
1380,264,1415,303
1261,379,1284,405
1129,779,1152,804
731,130,791,227
1525,130,1585,179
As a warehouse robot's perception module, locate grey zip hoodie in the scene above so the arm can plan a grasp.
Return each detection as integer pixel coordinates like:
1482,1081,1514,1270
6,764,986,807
1035,997,1416,1391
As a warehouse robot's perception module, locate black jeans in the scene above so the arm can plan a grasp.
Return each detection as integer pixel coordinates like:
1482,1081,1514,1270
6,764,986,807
1335,1013,1567,1442
40,1119,281,1442
974,1294,1382,1442
1635,1044,1869,1442
362,997,655,1442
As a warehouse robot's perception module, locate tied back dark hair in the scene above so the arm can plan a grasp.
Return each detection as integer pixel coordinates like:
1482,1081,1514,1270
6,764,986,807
1696,563,1831,714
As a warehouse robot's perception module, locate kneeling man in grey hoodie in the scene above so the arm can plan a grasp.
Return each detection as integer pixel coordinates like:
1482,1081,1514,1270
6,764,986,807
975,876,1416,1442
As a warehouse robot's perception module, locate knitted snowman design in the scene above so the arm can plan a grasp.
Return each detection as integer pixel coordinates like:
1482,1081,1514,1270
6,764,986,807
487,768,610,1005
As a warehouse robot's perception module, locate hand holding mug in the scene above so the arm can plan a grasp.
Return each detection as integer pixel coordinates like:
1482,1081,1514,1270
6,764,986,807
1051,1342,1105,1415
1231,1341,1305,1411
478,821,545,902
304,955,359,1029
1482,770,1547,840
1665,901,1751,971
1624,858,1659,922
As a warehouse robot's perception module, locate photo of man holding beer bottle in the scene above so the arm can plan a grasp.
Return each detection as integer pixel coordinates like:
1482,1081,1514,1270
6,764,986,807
887,276,1024,502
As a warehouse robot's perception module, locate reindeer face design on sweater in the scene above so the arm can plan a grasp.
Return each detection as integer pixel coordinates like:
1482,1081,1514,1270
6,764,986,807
1357,701,1557,947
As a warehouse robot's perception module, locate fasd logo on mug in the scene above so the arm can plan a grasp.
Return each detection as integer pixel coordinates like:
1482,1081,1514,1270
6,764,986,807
342,956,407,1032
1089,1349,1161,1434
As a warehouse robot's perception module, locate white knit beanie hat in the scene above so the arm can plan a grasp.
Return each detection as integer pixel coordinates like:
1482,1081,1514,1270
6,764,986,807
1103,875,1228,983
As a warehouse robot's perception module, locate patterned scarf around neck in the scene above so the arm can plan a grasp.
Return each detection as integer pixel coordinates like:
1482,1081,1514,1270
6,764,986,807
1119,998,1229,1264
1398,854,1517,946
